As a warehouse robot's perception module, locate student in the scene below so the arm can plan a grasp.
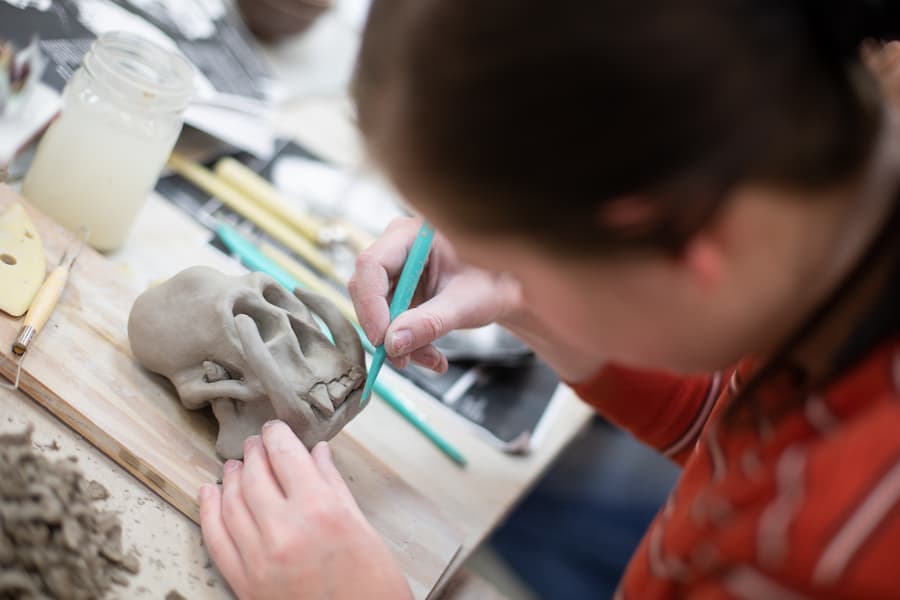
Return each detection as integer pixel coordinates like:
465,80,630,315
198,1,900,598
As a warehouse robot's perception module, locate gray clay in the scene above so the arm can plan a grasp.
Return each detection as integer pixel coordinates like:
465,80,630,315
0,426,138,599
127,266,367,459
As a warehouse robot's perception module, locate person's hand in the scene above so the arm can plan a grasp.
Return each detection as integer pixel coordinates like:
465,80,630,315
199,421,412,600
348,217,522,372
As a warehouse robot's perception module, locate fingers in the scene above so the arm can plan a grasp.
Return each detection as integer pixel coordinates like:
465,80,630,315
382,275,483,358
388,354,411,370
409,344,448,373
199,484,248,595
349,217,423,346
240,435,287,539
260,420,325,499
220,460,263,564
310,442,361,513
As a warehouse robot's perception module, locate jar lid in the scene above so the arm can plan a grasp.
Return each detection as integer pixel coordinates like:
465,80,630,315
85,31,193,113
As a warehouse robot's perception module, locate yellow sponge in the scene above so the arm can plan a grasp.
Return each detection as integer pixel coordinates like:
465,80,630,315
0,204,46,317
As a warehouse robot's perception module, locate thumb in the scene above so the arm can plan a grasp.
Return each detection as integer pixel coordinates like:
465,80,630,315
383,294,464,357
383,270,520,357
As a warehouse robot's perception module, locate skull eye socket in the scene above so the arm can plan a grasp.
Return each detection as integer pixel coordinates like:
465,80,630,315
232,300,282,342
262,284,298,311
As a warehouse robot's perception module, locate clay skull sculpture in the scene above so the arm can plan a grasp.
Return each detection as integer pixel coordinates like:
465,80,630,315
127,266,367,459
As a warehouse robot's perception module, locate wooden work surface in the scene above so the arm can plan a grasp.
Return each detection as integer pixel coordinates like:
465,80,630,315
119,193,595,582
0,3,594,597
0,186,462,600
0,191,594,599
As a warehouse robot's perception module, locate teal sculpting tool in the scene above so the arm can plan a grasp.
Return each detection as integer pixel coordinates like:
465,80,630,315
216,223,465,466
360,222,435,408
216,224,375,353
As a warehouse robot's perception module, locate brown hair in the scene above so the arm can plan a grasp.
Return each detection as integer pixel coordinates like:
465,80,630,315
353,0,899,255
353,1,900,424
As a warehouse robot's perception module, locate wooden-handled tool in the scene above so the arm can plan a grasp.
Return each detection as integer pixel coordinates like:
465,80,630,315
167,153,342,283
214,157,344,246
12,227,87,356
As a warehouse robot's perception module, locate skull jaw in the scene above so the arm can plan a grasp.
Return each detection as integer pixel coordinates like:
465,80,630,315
211,398,279,460
210,384,365,460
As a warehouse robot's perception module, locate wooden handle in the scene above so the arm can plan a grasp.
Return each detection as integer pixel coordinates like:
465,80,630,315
167,153,339,282
11,264,70,357
336,217,376,254
214,157,326,243
259,242,357,324
23,266,68,333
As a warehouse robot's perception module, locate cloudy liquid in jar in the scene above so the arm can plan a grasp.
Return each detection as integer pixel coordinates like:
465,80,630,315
23,32,192,251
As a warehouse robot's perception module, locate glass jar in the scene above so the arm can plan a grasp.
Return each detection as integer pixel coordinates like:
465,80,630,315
23,32,192,251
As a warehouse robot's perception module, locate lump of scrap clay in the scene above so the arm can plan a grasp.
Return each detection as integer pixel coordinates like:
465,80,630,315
0,426,139,599
127,266,367,460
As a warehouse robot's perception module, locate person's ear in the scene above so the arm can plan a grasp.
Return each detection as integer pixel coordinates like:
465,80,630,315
680,233,725,290
597,194,725,289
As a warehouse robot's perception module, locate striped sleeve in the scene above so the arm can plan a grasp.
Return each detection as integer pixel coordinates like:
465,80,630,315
692,400,900,600
569,364,727,466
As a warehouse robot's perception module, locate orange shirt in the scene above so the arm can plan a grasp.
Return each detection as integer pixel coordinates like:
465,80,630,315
571,339,900,599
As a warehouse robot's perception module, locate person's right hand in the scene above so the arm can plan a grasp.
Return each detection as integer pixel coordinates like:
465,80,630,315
348,217,522,372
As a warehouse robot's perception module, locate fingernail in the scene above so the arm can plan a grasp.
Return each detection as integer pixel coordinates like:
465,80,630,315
244,435,260,450
389,330,412,355
314,441,331,458
224,460,240,472
421,347,440,369
199,484,214,500
262,420,281,430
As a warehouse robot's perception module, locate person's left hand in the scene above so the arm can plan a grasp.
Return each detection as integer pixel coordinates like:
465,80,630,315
199,420,412,600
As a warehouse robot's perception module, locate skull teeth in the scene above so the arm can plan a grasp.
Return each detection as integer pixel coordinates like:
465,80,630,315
308,383,335,416
327,379,349,407
203,360,231,383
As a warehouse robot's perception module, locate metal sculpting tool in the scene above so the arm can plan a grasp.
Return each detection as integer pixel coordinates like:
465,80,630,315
12,226,88,356
360,222,435,407
2,227,88,392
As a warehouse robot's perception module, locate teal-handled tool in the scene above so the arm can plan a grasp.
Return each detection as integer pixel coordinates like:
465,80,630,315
217,223,465,466
360,222,435,408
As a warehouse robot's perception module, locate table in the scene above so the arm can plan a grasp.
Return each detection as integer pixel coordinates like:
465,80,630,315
1,0,594,593
0,194,594,598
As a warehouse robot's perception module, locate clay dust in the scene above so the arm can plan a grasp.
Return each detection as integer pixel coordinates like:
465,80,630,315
0,426,139,598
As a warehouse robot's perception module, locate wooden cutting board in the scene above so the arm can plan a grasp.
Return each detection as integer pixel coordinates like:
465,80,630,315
0,185,460,599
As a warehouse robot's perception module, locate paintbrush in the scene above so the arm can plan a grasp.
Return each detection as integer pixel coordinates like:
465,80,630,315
360,222,435,408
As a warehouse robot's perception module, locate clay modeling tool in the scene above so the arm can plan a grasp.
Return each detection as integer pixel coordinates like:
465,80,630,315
259,242,358,326
334,217,376,254
12,226,88,356
166,152,341,283
0,203,46,317
214,157,345,246
216,223,465,466
360,222,435,408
